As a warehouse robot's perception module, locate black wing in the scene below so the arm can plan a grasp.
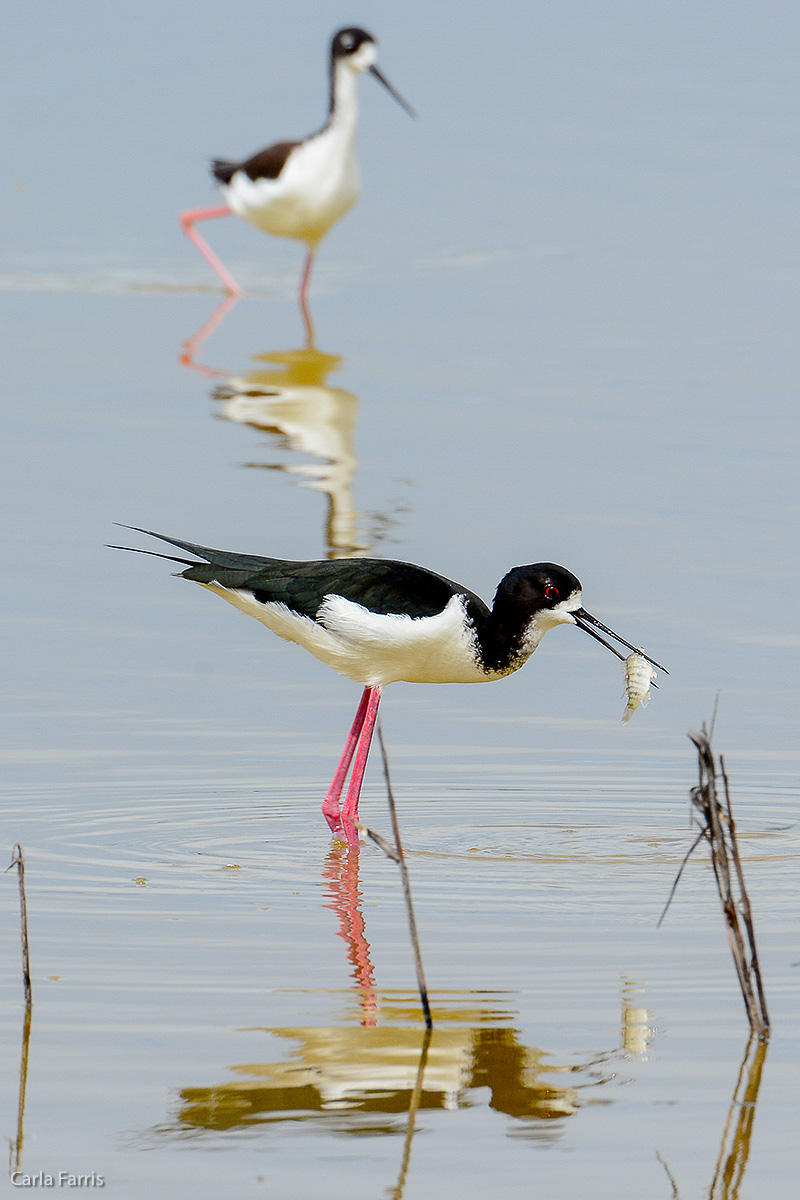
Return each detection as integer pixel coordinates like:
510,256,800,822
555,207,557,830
248,558,483,621
118,529,490,622
212,140,300,185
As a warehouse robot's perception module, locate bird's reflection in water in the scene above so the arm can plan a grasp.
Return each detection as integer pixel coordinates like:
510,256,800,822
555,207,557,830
170,862,588,1142
157,873,654,1151
160,1013,582,1199
180,294,241,378
214,344,368,559
621,977,653,1058
180,296,375,558
172,1009,589,1138
322,843,378,1025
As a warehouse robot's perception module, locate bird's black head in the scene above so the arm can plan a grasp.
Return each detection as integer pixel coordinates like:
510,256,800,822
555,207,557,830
475,563,584,672
330,27,416,117
494,563,584,624
331,27,376,61
489,562,668,674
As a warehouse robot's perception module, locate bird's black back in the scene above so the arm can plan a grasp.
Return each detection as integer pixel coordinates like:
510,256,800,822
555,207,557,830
140,531,489,622
212,140,301,185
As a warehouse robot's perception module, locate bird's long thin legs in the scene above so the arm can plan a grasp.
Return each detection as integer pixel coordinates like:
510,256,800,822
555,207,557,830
322,687,371,831
341,687,382,829
180,205,243,295
322,686,382,848
298,249,316,346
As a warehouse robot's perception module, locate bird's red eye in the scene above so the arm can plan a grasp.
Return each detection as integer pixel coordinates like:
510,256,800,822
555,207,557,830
545,584,559,599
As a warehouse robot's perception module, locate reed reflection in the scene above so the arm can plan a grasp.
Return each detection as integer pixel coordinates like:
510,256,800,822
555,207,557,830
8,1005,31,1178
708,1034,768,1200
655,1031,768,1200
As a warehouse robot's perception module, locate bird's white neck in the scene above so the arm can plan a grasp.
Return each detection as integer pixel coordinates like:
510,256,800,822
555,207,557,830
329,61,361,132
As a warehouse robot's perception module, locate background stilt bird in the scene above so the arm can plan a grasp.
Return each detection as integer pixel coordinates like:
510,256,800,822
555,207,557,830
180,27,415,338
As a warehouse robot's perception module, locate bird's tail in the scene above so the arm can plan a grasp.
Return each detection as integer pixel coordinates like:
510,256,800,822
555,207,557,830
107,543,197,568
211,159,238,185
108,526,282,587
108,524,201,570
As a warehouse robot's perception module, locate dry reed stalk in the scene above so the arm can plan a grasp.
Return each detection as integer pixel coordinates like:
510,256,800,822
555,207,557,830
360,719,433,1030
674,726,769,1037
9,844,32,1008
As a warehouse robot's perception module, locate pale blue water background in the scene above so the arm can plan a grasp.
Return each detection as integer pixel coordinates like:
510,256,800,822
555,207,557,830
1,2,799,1197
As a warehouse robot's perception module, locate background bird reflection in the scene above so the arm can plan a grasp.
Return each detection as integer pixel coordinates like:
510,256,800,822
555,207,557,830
214,344,368,559
169,1007,589,1136
180,298,373,559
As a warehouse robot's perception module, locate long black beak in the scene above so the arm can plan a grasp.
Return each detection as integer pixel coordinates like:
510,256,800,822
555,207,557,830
369,64,417,118
571,608,669,674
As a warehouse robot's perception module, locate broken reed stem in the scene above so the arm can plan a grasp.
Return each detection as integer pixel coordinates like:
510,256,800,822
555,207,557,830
720,757,770,1031
692,737,753,1013
365,719,433,1031
9,844,32,1008
364,826,400,863
687,728,769,1038
657,828,705,928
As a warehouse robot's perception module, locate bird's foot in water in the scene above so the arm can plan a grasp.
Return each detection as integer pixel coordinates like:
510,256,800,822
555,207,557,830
326,813,361,850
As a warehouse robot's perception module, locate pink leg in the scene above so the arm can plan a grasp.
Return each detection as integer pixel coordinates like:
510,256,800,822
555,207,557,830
340,687,382,837
322,687,371,832
180,205,243,295
298,249,316,347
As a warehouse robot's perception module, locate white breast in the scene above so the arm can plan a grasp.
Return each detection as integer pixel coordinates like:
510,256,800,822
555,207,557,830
200,586,510,687
224,126,360,245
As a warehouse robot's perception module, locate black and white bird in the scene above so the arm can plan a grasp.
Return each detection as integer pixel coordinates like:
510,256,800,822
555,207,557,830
114,528,666,849
180,27,414,332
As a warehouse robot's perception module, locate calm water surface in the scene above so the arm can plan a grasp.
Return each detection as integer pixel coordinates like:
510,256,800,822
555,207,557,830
2,2,799,1197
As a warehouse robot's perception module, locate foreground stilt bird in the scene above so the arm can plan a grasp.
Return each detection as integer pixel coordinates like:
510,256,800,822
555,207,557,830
113,529,666,847
180,27,415,328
